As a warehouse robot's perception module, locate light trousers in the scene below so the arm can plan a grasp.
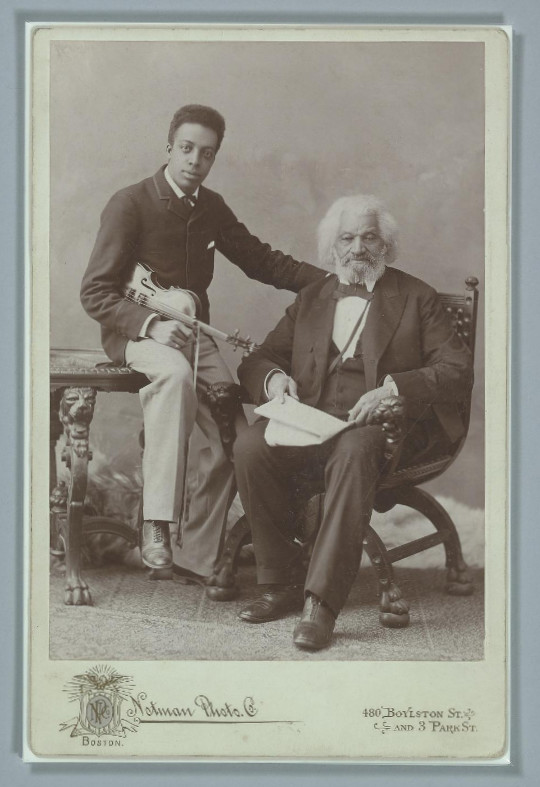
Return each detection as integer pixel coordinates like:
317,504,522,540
125,333,244,576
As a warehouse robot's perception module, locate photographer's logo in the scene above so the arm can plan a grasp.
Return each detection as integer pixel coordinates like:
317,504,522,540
85,693,114,732
60,665,140,741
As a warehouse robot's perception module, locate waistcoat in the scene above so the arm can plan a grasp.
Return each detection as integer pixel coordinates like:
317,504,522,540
318,340,368,418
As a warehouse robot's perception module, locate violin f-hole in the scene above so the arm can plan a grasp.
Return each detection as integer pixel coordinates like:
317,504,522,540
140,276,157,296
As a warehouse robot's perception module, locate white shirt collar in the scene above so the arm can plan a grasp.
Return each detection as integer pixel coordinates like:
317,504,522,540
337,276,379,292
164,166,199,201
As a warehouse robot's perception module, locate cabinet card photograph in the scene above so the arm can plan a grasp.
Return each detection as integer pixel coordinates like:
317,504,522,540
27,24,510,761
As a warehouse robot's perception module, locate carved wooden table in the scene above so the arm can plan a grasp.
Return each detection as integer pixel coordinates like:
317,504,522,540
50,349,148,605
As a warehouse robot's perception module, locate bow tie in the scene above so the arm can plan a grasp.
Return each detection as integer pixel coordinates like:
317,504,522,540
182,194,197,211
333,282,373,301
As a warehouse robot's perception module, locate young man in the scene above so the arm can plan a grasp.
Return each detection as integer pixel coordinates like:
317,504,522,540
80,104,324,581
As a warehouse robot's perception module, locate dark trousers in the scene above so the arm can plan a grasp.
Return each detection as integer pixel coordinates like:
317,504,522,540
233,419,386,616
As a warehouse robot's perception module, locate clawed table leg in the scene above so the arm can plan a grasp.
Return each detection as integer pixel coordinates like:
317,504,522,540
58,387,97,605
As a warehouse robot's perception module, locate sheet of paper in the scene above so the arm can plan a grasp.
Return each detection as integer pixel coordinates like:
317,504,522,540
254,395,351,444
262,419,335,446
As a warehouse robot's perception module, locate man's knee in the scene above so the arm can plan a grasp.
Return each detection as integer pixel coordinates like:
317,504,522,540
156,354,195,390
329,425,386,469
233,423,268,470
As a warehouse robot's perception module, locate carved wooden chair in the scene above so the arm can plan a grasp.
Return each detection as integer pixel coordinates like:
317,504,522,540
204,276,480,629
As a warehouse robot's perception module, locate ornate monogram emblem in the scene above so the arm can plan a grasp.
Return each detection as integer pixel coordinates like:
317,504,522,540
60,665,140,739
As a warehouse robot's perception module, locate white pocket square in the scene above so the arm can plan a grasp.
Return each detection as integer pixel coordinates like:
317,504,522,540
207,240,215,249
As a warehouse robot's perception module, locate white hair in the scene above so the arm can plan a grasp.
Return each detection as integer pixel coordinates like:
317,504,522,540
317,194,399,269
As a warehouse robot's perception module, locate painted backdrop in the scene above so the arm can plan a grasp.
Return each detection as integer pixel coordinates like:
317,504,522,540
49,40,485,517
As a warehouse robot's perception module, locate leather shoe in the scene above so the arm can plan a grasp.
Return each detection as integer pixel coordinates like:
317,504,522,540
141,520,173,570
293,594,336,650
238,585,304,623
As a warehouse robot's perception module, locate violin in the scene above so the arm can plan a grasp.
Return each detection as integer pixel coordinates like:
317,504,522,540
123,262,257,354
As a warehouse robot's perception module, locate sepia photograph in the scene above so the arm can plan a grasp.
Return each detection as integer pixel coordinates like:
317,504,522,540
27,24,509,761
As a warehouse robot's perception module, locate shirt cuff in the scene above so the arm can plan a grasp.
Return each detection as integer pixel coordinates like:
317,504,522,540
139,314,159,339
383,375,398,395
264,369,287,400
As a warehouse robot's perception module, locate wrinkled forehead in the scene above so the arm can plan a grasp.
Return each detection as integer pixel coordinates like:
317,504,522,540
337,209,380,236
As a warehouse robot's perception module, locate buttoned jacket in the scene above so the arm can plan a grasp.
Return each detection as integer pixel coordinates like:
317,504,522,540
80,166,324,364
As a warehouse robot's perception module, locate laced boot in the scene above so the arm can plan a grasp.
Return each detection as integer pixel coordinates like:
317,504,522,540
141,520,173,570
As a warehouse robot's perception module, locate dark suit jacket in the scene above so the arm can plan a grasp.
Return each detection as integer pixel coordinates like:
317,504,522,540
238,268,474,443
80,166,325,364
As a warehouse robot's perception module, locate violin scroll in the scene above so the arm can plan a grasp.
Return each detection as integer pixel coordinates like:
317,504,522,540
227,329,258,355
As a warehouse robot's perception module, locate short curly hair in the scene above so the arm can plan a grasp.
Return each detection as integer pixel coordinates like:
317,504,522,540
168,104,226,151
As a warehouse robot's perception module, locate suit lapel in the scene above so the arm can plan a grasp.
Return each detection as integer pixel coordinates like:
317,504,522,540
152,167,208,223
309,275,339,381
304,271,408,391
190,187,209,225
361,267,407,390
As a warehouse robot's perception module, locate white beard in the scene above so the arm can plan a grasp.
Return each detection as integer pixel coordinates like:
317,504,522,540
333,248,387,287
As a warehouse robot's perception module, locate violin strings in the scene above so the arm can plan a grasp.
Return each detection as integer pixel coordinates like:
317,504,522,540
123,290,253,350
124,291,194,325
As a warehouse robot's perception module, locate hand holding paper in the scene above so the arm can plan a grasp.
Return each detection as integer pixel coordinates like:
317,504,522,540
266,372,299,403
254,395,352,447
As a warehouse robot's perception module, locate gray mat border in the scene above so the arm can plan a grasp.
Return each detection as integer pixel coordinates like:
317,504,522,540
4,1,537,784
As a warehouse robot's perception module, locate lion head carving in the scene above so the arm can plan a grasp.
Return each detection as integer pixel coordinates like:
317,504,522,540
60,387,97,428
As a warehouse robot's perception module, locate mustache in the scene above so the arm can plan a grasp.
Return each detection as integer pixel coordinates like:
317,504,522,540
343,249,386,265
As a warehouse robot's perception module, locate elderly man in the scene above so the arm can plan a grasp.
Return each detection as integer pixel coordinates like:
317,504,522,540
233,194,473,651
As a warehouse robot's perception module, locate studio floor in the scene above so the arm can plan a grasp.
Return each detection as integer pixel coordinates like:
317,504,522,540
49,562,484,662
